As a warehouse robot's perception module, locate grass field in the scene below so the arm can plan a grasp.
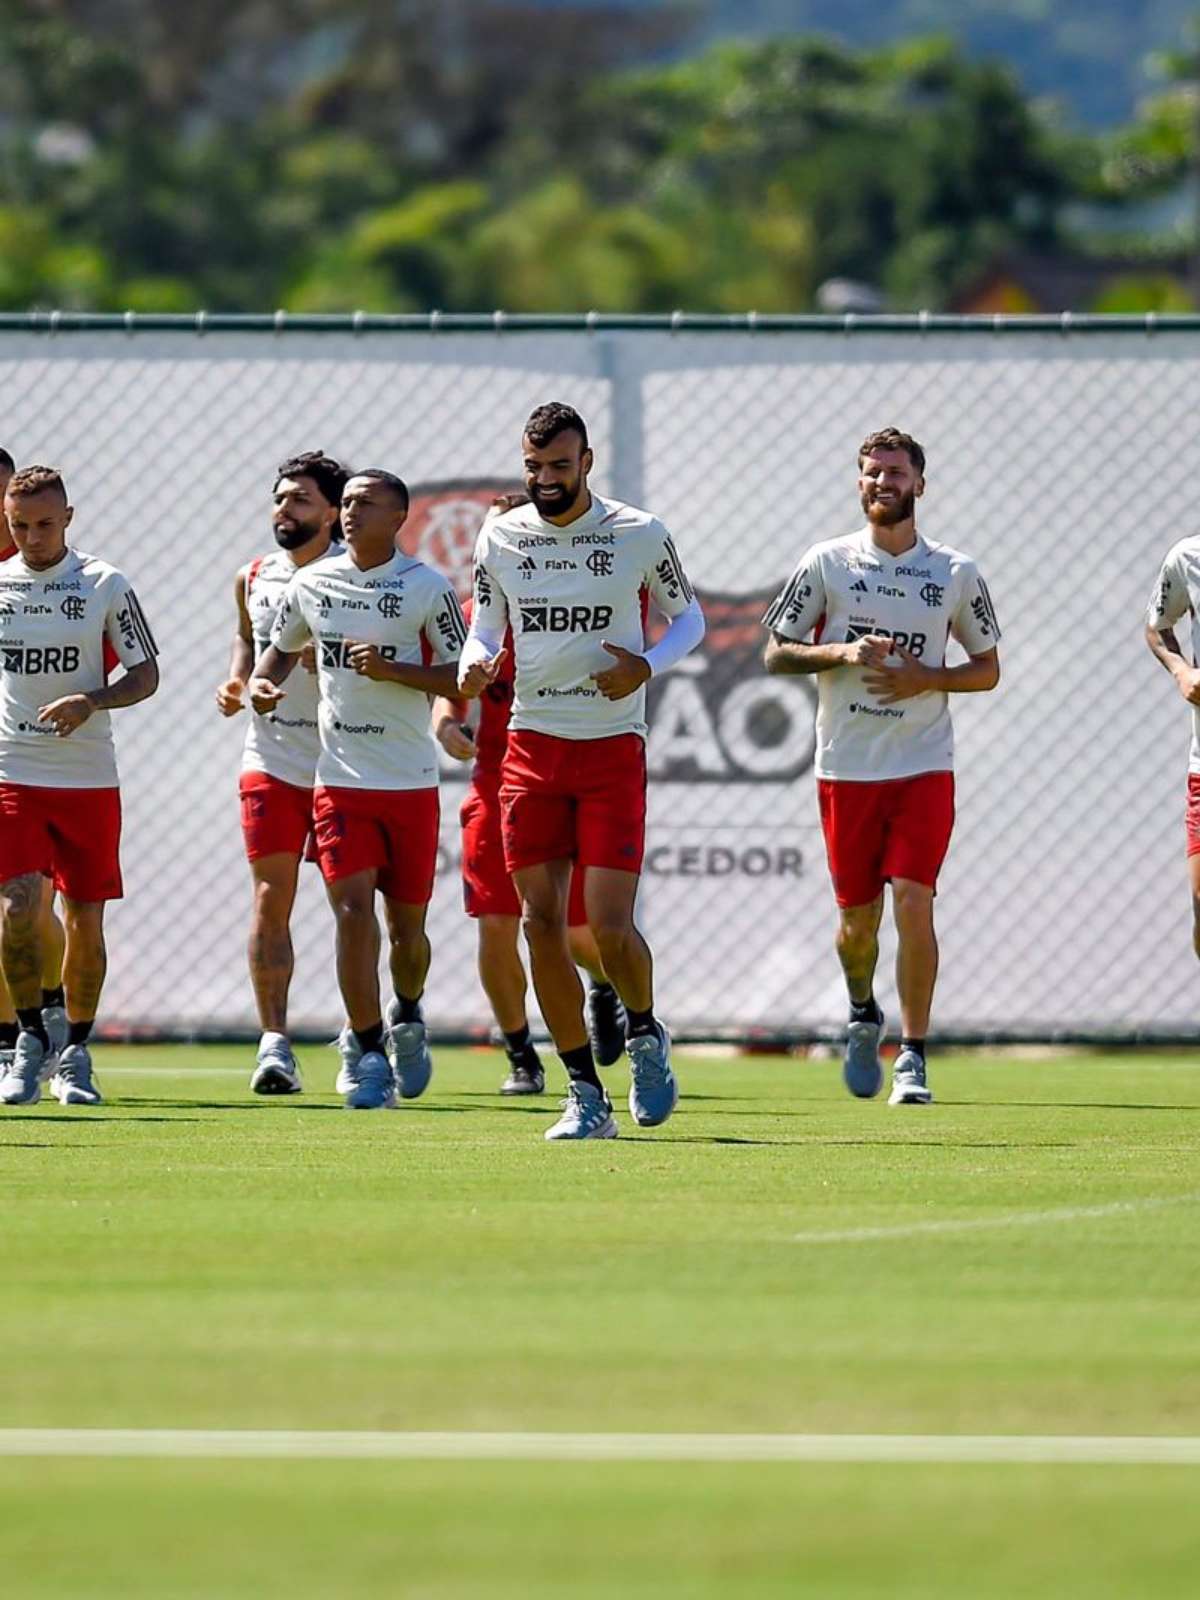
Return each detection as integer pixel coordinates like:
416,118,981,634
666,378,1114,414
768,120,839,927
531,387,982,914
2,1044,1198,1597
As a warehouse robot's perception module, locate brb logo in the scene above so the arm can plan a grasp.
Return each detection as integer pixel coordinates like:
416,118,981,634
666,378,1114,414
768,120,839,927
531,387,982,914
3,645,81,674
321,641,397,669
519,604,613,634
846,622,928,657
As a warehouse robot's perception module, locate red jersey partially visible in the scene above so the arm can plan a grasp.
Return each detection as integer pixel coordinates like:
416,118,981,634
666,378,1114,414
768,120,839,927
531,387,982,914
462,598,515,780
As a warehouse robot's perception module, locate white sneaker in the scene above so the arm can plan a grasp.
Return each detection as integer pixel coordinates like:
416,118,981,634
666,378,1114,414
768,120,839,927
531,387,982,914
250,1032,303,1095
50,1043,102,1106
888,1048,933,1106
340,1049,396,1110
0,1031,51,1105
544,1081,618,1141
42,1004,69,1065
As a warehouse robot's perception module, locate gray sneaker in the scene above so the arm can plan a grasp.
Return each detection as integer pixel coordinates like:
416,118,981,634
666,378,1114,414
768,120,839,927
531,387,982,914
339,1050,396,1110
50,1043,102,1106
843,1009,885,1099
500,1053,545,1095
544,1080,618,1141
385,1001,433,1100
888,1048,933,1106
627,1025,678,1128
333,1027,362,1094
0,1031,50,1105
250,1034,303,1096
42,1004,69,1063
585,983,627,1068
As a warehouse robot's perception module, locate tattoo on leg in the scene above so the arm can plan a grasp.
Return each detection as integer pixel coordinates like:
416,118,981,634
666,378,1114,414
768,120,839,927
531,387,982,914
0,873,46,1012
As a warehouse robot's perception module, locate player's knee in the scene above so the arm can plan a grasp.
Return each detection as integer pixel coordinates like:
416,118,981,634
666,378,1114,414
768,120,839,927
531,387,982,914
520,900,563,945
892,879,934,929
590,915,633,968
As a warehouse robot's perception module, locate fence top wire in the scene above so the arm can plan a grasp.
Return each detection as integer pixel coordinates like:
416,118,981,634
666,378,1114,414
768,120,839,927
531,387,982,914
2,310,1200,336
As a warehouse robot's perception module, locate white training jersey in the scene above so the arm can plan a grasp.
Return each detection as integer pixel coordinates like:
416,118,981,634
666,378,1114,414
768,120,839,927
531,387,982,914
763,528,1000,781
242,543,343,789
0,546,158,788
271,548,467,792
1146,535,1200,773
468,494,696,741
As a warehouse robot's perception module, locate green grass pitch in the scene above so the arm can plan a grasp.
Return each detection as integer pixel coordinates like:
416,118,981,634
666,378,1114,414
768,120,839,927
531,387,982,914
2,1045,1198,1597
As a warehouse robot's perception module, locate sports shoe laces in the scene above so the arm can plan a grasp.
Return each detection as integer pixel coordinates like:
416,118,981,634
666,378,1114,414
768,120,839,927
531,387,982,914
56,1057,88,1087
628,1035,665,1080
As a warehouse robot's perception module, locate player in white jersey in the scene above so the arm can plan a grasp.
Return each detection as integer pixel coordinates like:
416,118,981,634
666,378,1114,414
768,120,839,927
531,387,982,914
249,469,468,1110
763,429,1001,1106
215,450,347,1094
0,447,68,1075
457,402,705,1140
0,466,159,1107
1143,536,1200,961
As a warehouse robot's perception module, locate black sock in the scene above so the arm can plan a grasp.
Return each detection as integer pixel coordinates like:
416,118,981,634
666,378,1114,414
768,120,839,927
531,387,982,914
394,994,423,1024
503,1024,533,1059
42,985,65,1010
901,1037,926,1062
560,1043,602,1092
17,1007,49,1048
0,1021,17,1047
850,995,883,1025
589,979,616,998
353,1021,385,1056
625,1006,659,1039
68,1020,93,1047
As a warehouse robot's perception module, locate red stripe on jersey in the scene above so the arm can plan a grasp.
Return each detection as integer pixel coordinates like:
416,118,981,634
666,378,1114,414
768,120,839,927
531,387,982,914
245,555,266,597
812,612,827,645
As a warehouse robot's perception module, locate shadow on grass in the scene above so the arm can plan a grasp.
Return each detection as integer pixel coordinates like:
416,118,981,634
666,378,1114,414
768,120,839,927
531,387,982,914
0,1113,204,1124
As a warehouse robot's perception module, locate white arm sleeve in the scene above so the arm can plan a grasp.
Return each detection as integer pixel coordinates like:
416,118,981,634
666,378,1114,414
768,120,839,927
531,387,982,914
643,596,705,677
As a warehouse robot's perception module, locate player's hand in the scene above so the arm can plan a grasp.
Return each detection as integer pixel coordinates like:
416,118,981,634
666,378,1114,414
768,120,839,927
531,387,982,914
435,715,475,762
1175,666,1200,706
862,644,931,704
299,643,318,675
214,677,245,717
457,650,506,699
346,641,393,681
37,695,94,736
591,642,651,701
843,634,893,667
248,676,286,715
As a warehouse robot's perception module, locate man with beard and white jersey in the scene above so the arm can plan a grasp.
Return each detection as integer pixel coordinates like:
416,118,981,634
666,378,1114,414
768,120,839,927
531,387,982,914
249,469,467,1111
1144,534,1200,968
215,450,347,1095
0,447,69,1077
763,428,1001,1107
0,466,159,1108
457,402,705,1141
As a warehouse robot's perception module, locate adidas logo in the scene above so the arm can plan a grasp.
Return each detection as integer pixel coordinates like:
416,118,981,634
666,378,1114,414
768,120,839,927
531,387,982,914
519,556,537,574
850,578,869,593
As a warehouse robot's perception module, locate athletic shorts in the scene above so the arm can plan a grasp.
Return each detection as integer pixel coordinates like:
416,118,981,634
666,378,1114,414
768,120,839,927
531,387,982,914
500,730,646,876
1185,774,1200,858
817,771,955,909
239,771,316,863
461,776,587,924
0,783,122,902
313,784,440,904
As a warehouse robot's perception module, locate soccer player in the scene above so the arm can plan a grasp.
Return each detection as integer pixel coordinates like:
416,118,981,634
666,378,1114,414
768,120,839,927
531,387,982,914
457,402,705,1140
215,450,347,1093
248,469,467,1110
0,466,160,1106
762,428,1001,1106
0,447,68,1073
1143,535,1200,963
433,498,627,1095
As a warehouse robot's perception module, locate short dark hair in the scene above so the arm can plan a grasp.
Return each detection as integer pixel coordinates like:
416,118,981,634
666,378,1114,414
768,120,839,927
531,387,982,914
8,465,66,500
524,402,589,452
858,428,925,476
274,450,349,509
349,468,410,513
0,447,14,475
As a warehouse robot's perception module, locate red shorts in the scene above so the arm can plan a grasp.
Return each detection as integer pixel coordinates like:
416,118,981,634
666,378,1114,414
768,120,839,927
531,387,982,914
0,783,122,902
239,771,316,863
1185,774,1200,858
461,775,587,923
818,771,955,908
500,730,647,876
313,784,439,904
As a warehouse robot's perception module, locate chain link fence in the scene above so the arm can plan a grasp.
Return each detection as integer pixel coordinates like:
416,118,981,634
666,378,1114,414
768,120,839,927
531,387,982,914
1,312,1197,1041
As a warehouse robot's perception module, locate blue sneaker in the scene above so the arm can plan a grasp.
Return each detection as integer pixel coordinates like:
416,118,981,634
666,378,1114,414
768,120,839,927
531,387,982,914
888,1048,933,1106
385,1000,433,1100
333,1027,361,1094
340,1050,396,1110
544,1081,618,1141
843,1009,885,1099
627,1025,678,1128
0,1031,49,1105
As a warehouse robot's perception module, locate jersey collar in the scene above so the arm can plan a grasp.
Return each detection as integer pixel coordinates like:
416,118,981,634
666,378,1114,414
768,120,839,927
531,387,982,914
859,526,925,566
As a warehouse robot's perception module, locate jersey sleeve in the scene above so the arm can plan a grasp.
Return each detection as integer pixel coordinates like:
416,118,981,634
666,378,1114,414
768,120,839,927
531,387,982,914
1146,545,1190,630
643,521,696,621
104,574,159,670
949,562,1002,653
423,577,470,665
269,576,311,653
762,551,826,641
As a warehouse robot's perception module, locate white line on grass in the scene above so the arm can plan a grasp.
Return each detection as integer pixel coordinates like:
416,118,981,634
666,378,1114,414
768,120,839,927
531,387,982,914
790,1194,1200,1245
0,1430,1198,1465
